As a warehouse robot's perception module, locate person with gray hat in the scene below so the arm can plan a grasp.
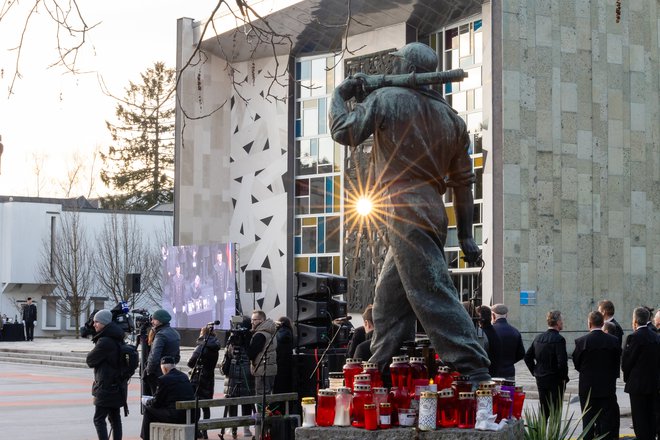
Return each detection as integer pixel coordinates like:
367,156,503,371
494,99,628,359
142,309,181,395
140,356,196,440
86,309,126,440
330,42,490,383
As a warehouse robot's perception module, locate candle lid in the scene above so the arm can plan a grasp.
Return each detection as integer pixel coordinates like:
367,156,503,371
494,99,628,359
373,387,388,394
458,392,475,399
355,374,371,381
476,389,492,397
409,357,425,363
329,372,344,378
364,403,376,409
318,389,336,396
438,389,454,398
478,381,496,390
456,375,470,382
391,356,408,363
354,383,372,392
335,386,351,394
420,391,437,398
437,366,451,373
379,402,391,408
345,358,362,365
301,397,315,404
362,362,378,369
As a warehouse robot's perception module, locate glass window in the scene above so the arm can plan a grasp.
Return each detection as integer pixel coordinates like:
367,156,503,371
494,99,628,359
310,178,325,214
296,179,309,197
302,226,316,253
326,216,340,252
311,58,326,97
318,256,332,273
446,227,459,248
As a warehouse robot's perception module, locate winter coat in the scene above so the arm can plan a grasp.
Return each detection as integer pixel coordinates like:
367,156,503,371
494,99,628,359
222,342,253,397
249,319,278,377
187,335,221,399
86,321,127,408
274,326,294,393
145,323,181,376
148,368,195,410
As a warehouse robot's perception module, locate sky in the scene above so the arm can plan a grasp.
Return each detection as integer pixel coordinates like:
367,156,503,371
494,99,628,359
0,1,219,198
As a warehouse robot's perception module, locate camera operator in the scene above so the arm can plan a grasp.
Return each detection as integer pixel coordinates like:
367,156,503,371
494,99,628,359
187,325,221,439
247,310,278,396
142,309,180,395
220,316,254,439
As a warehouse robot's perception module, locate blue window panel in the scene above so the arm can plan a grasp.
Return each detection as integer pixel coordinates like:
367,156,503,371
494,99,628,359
310,256,317,272
296,61,301,79
325,176,333,213
317,217,325,253
295,236,302,254
474,20,482,32
295,119,301,137
445,83,453,94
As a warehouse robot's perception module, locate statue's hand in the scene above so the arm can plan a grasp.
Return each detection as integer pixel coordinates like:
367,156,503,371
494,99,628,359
459,237,482,266
336,77,363,100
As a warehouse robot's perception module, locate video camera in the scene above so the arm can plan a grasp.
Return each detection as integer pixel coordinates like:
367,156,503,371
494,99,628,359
225,315,251,346
80,302,143,338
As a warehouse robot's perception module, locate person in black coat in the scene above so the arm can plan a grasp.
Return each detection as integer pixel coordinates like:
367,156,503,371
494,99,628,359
524,310,569,418
86,310,126,440
572,311,621,440
622,307,660,440
598,300,624,347
187,326,221,438
476,305,502,377
140,356,196,440
273,316,294,394
22,297,37,341
347,305,373,359
491,304,525,379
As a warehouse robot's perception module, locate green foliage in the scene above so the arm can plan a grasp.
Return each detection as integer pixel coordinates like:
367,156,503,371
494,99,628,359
523,393,606,440
101,62,175,210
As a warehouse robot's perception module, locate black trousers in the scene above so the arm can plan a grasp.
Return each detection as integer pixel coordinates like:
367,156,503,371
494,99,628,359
24,322,35,341
629,393,657,440
537,380,565,418
93,405,122,440
579,394,619,440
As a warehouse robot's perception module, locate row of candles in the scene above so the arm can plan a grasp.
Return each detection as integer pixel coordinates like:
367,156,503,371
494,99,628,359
301,356,526,430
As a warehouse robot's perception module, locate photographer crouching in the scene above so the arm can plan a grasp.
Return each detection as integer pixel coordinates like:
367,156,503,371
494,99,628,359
142,310,181,395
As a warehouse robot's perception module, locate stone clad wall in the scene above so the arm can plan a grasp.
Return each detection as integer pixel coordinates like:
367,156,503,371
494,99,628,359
499,0,660,337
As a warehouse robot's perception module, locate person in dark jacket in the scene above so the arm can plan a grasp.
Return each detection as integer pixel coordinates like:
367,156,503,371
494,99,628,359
598,300,624,347
347,305,373,359
187,326,221,439
273,316,294,394
22,297,37,341
86,310,126,440
622,307,660,440
476,305,502,377
572,310,621,440
491,303,525,380
248,310,278,396
143,309,181,395
221,316,254,439
524,310,569,418
354,306,375,362
140,356,196,440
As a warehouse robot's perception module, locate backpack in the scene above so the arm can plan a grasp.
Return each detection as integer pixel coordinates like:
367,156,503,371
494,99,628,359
116,341,139,416
117,341,139,382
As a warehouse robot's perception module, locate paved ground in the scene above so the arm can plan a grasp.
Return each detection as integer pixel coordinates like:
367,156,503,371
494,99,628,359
0,338,636,439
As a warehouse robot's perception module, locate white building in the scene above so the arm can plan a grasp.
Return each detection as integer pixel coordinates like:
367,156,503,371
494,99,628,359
0,196,172,338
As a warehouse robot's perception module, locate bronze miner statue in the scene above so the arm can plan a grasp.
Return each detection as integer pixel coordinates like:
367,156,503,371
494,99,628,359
330,42,490,384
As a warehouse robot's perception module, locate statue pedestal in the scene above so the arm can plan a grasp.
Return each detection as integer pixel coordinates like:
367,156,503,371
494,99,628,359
295,420,524,440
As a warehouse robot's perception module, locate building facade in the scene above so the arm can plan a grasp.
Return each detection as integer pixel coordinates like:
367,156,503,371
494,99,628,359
175,0,660,343
0,196,172,337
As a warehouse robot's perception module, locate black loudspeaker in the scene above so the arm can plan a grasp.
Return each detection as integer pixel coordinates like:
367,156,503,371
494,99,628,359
320,273,348,295
296,298,329,322
245,270,262,293
126,273,141,293
296,272,330,298
295,348,347,398
297,322,331,347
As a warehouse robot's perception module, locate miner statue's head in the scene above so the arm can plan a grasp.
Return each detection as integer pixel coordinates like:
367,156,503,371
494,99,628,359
390,42,438,75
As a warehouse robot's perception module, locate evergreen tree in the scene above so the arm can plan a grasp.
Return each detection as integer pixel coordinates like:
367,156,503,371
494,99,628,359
101,62,175,210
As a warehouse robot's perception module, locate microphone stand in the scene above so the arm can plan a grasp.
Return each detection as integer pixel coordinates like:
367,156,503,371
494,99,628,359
308,320,343,388
254,328,278,440
192,324,214,438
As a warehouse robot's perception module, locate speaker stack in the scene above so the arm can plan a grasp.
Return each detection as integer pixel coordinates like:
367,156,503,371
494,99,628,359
294,272,349,397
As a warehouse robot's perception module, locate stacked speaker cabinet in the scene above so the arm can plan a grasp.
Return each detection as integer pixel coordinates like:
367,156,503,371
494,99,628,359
295,272,348,348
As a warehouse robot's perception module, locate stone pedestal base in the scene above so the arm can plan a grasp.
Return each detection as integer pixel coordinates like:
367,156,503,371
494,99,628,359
295,420,524,439
150,422,195,440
